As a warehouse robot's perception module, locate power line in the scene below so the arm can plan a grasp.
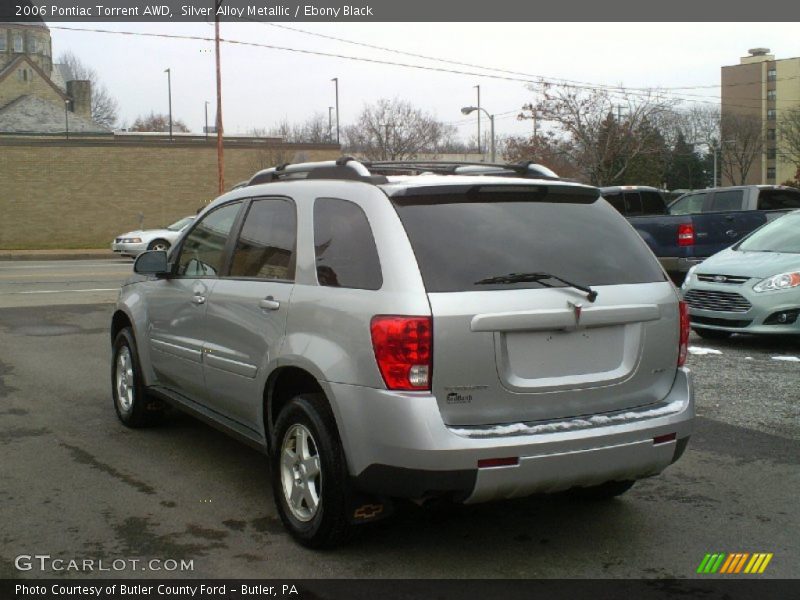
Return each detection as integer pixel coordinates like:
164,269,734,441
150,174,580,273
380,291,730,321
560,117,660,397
258,21,800,96
49,25,798,113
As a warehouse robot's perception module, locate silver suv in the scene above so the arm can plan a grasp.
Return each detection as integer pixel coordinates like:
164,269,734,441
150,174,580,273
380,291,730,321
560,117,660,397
110,159,694,547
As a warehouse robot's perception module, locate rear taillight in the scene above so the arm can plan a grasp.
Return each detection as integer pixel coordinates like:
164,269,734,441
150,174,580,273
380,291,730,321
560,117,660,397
677,223,695,246
370,316,432,391
678,301,690,366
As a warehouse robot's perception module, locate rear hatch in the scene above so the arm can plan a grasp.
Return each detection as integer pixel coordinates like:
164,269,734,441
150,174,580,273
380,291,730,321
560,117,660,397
390,183,680,427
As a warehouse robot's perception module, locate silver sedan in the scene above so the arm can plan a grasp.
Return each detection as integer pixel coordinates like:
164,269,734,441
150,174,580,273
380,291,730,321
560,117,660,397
111,216,194,258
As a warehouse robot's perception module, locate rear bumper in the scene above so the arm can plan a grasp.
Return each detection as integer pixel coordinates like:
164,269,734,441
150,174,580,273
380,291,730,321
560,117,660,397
330,368,694,502
660,256,704,274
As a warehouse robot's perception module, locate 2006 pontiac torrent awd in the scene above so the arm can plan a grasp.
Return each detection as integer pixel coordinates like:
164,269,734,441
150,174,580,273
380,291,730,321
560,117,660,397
110,159,694,547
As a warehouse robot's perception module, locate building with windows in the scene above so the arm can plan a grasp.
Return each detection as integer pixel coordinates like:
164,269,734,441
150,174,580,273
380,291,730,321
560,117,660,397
721,49,800,185
0,21,106,133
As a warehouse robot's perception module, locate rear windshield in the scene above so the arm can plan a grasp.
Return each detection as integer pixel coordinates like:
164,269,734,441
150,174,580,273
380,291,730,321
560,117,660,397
391,186,666,293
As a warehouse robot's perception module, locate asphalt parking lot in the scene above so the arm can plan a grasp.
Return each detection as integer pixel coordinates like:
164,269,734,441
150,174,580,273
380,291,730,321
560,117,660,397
0,260,798,579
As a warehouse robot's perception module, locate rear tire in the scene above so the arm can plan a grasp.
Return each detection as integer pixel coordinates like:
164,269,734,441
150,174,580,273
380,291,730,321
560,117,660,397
111,327,164,427
271,393,353,548
693,328,732,340
570,480,635,500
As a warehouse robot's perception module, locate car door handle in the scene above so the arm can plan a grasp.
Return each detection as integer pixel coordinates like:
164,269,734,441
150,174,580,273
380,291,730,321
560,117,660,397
259,297,280,311
191,294,206,305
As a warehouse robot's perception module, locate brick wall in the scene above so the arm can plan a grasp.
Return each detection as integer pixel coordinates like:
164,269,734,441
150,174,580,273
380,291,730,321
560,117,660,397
0,138,340,249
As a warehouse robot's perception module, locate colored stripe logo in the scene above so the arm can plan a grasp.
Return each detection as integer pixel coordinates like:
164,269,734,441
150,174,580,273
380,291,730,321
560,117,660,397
697,553,773,574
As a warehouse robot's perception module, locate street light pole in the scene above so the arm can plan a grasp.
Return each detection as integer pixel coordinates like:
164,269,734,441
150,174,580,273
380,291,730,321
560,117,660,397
164,68,173,141
461,106,495,163
328,106,334,143
474,84,481,155
489,114,495,163
331,78,340,146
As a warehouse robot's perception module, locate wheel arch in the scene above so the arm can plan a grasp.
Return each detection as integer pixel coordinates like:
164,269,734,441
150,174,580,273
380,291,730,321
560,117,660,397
264,366,331,453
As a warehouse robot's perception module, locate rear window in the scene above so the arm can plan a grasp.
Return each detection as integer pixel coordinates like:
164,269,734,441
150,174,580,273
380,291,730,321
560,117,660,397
391,186,665,293
758,189,800,210
641,192,667,215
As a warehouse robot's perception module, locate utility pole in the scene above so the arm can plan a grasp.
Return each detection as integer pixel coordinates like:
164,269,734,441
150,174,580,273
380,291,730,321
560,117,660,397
164,68,172,141
214,0,225,194
331,77,340,146
474,84,481,156
204,101,209,141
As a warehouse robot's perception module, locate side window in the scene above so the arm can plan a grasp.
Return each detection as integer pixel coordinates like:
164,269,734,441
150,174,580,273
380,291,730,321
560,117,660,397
670,193,706,215
640,192,667,215
710,190,745,212
176,202,241,277
623,191,643,216
603,192,625,214
314,198,382,290
758,189,800,211
229,198,297,280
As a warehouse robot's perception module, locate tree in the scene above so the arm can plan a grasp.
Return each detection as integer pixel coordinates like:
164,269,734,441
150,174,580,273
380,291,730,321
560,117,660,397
664,130,708,190
260,113,332,144
719,112,764,185
501,132,581,179
344,98,456,160
521,85,678,186
779,108,800,176
57,51,119,129
130,112,190,133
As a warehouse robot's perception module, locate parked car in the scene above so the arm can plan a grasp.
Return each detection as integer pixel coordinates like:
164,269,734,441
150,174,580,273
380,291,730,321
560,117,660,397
111,216,195,258
681,209,800,339
601,185,800,284
110,159,694,548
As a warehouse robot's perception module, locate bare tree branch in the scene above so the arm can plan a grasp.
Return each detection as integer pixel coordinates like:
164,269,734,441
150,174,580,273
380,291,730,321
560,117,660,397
343,98,456,160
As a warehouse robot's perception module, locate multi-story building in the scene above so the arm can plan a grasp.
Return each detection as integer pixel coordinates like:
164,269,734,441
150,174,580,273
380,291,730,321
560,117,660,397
0,21,105,133
721,48,800,185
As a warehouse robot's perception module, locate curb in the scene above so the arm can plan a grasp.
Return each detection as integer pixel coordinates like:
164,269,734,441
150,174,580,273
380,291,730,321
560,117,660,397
0,251,121,261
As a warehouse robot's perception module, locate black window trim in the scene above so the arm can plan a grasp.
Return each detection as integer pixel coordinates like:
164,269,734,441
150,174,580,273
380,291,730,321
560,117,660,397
313,196,384,291
169,200,245,280
221,195,299,283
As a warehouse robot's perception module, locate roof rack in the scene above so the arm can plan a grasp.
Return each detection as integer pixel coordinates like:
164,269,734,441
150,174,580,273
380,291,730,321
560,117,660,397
245,157,564,187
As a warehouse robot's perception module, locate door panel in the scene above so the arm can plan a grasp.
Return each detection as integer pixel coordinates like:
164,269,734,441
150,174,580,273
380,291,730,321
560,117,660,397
203,280,293,427
201,196,297,429
147,278,215,401
146,201,243,403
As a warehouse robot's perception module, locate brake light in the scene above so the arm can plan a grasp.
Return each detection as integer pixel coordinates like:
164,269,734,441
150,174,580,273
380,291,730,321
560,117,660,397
677,223,695,246
678,301,690,366
370,316,432,391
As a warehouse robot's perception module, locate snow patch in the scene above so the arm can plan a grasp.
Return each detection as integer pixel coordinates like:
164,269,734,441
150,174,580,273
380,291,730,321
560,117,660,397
688,346,722,356
771,356,800,362
450,399,686,438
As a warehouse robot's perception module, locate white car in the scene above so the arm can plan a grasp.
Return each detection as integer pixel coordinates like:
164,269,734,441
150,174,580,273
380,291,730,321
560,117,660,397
112,216,194,258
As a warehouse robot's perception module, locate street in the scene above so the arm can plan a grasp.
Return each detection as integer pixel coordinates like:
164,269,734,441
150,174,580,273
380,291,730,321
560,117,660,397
0,259,132,308
0,260,797,578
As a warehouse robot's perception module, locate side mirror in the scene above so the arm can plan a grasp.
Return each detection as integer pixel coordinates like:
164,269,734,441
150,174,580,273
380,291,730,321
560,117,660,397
134,250,170,277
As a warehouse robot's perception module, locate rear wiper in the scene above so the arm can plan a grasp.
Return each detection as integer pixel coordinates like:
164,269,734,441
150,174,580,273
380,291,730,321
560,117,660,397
474,272,598,302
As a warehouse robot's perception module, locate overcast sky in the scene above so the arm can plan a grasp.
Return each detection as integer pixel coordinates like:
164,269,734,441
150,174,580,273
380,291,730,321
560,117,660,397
49,22,798,139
